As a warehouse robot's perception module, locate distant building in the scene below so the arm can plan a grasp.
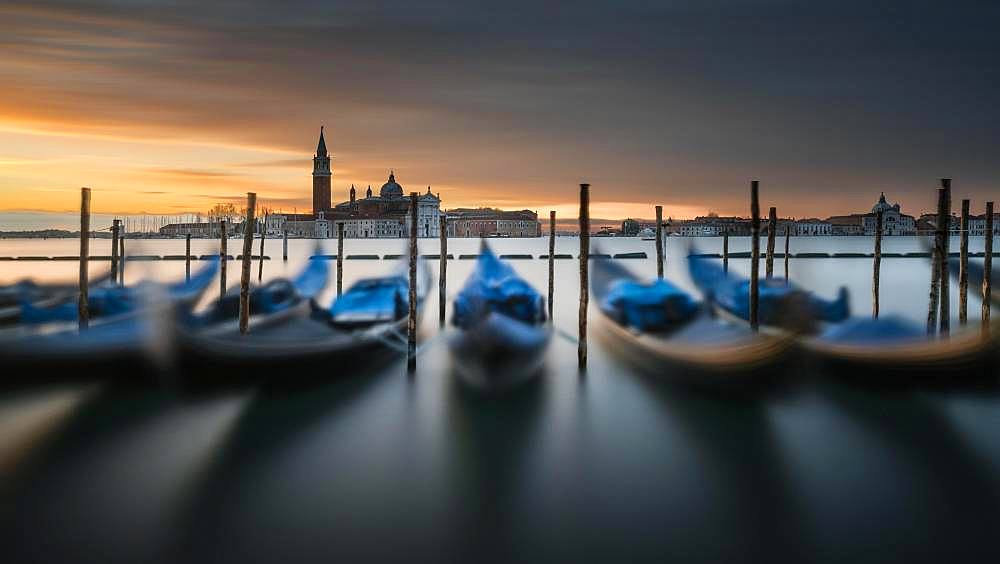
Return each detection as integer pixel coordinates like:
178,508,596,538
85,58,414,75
863,192,916,235
159,221,234,238
968,213,1000,236
447,208,541,237
825,214,866,236
794,218,832,236
621,218,641,236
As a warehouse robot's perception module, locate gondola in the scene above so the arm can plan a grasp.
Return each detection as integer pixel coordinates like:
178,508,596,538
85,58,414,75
448,243,550,389
174,251,430,380
591,251,792,379
0,260,219,380
0,270,112,326
689,252,991,376
687,253,850,336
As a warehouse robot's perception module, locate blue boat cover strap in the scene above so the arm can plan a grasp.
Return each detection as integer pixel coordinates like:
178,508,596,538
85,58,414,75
600,278,699,331
453,247,545,329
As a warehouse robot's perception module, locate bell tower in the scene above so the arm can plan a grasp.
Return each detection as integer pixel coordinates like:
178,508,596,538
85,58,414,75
312,126,331,217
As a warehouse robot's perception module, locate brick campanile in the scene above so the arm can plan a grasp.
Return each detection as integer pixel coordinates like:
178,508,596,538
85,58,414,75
312,126,332,217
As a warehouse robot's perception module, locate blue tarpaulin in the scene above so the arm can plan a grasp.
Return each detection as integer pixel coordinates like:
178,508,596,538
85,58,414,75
453,246,545,329
600,278,699,331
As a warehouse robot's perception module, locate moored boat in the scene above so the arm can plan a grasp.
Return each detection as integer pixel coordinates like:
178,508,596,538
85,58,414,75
591,252,792,380
448,244,550,390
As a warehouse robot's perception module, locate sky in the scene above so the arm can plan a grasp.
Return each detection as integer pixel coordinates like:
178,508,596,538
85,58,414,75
0,0,998,229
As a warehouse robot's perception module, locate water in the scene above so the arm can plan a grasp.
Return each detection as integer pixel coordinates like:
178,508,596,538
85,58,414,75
1,236,998,563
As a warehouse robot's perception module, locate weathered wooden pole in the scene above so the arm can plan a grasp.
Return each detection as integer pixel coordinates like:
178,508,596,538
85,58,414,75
655,205,664,279
239,193,256,335
258,213,266,283
220,220,227,300
548,210,555,321
749,181,761,331
579,183,590,369
722,230,729,274
983,201,994,330
282,226,289,261
959,199,970,325
78,187,91,331
938,179,952,336
407,192,419,372
439,215,447,325
110,219,120,283
927,186,946,334
118,234,125,286
873,210,883,319
337,222,344,297
784,223,790,283
185,233,191,282
766,206,776,279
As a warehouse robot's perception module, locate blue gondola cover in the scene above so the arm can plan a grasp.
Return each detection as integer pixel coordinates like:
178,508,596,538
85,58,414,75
453,247,545,329
600,278,699,331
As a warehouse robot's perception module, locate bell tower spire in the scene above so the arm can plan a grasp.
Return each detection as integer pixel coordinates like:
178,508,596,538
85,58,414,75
312,126,332,216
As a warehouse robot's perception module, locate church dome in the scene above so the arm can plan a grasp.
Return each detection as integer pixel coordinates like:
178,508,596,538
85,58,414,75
871,192,895,214
380,171,404,199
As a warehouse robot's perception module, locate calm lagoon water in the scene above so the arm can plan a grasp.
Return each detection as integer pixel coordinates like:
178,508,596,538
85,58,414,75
1,236,998,563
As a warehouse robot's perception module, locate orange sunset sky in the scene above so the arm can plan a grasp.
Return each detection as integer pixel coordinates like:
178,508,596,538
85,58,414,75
1,2,998,227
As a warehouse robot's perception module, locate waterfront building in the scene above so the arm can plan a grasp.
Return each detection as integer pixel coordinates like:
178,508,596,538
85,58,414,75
621,218,641,236
968,213,1000,236
158,221,234,238
794,218,832,236
328,174,442,238
446,208,541,237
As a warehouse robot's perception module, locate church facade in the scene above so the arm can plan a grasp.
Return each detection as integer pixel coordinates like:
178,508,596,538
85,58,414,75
300,127,441,238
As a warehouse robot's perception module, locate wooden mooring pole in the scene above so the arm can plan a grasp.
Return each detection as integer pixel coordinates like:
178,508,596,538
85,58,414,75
337,222,344,297
784,224,791,283
749,181,761,331
959,199,969,325
185,233,191,282
282,226,288,261
938,179,952,336
118,235,124,285
439,215,447,325
983,201,994,330
408,192,418,372
579,183,590,370
927,185,947,334
78,187,91,331
766,207,776,279
722,230,729,274
239,193,256,335
220,220,227,300
258,213,266,283
548,210,555,321
655,205,664,279
110,219,119,283
873,210,883,318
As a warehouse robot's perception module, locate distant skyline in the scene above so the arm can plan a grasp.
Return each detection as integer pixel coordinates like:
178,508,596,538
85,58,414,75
1,1,999,225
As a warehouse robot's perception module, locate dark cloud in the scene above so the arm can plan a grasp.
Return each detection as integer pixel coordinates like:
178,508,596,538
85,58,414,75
1,0,998,215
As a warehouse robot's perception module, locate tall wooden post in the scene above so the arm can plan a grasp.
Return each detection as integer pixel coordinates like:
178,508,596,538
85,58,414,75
548,210,555,321
722,230,729,274
873,210,883,319
337,222,344,297
220,220,227,300
749,181,761,331
927,186,946,334
766,207,776,279
407,193,418,372
239,193,256,335
110,219,120,283
282,226,288,261
655,205,664,279
579,183,590,369
938,179,952,336
784,223,790,283
118,234,125,286
959,199,970,325
78,188,91,331
439,215,447,325
983,201,994,330
258,214,266,283
185,233,191,282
